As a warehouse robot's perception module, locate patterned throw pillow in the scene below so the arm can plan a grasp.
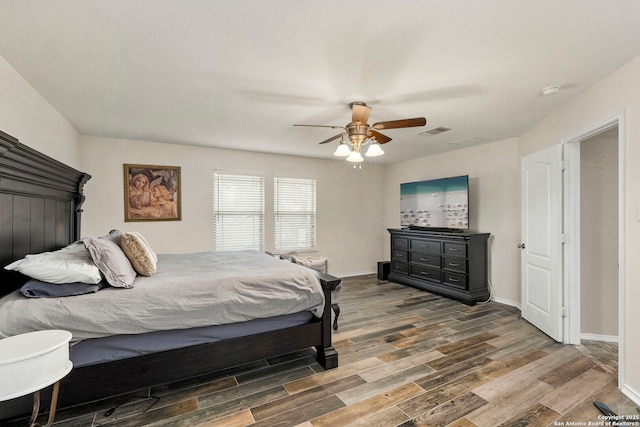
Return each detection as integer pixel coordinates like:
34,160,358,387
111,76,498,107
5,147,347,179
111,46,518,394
119,231,157,276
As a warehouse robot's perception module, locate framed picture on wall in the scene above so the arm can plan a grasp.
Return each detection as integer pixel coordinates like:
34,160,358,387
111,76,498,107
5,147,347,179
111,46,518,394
123,164,182,222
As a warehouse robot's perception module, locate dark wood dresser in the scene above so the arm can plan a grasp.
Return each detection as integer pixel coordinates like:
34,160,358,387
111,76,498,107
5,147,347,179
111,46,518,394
387,228,490,305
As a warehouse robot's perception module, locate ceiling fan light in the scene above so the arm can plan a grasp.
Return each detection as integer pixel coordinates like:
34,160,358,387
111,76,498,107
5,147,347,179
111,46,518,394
333,143,351,157
346,151,364,163
365,143,384,157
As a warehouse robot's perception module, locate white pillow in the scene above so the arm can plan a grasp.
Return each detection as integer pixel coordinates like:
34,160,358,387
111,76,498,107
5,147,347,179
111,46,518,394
4,242,102,284
291,255,328,274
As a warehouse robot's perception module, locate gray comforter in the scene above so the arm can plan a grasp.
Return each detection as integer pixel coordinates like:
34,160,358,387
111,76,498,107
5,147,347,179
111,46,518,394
0,250,324,340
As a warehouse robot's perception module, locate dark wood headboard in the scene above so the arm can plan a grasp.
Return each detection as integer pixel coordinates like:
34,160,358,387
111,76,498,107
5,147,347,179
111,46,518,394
0,130,91,296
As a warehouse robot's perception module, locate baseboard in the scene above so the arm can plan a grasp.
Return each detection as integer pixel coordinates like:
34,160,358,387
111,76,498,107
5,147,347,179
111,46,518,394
580,333,619,343
334,270,377,278
491,296,521,310
620,383,640,406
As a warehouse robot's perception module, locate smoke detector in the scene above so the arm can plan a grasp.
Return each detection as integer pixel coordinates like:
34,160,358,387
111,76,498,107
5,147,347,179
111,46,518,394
541,86,560,96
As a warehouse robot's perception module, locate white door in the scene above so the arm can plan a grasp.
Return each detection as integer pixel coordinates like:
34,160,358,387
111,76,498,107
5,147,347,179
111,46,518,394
520,145,563,342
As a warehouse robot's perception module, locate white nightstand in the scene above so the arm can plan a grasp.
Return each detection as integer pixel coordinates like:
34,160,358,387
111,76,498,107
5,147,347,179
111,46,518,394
0,330,73,427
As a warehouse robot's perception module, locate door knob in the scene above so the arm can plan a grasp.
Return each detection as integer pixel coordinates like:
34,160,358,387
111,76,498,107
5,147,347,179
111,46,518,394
517,243,526,249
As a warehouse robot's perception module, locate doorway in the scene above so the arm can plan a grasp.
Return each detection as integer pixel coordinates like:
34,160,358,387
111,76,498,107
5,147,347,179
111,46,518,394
563,113,625,387
578,127,619,342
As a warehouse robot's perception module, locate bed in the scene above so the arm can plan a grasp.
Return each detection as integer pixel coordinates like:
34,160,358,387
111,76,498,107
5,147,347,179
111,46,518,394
0,130,339,421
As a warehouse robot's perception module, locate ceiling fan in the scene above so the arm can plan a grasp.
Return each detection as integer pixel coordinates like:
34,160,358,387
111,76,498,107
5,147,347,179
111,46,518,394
293,102,426,165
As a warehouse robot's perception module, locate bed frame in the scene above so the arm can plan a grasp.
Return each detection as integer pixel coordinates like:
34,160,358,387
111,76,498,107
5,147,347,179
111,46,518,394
0,130,339,421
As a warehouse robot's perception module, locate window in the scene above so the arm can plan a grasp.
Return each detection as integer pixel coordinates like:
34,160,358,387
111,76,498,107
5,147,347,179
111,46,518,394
213,172,264,251
274,177,316,252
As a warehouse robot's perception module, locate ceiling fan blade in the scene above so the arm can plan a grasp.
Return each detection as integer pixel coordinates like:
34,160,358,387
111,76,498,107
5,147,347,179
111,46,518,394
371,117,426,130
319,133,345,144
351,103,372,124
367,130,392,144
293,124,346,130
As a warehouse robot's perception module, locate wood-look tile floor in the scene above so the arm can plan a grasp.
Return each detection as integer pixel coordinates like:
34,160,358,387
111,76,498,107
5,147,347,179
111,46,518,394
16,275,638,427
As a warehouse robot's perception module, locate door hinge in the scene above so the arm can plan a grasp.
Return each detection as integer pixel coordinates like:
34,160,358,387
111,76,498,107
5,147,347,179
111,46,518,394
561,233,568,244
561,307,568,318
561,160,568,171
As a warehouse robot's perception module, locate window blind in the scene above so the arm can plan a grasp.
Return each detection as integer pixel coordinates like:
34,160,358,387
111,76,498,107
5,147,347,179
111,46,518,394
213,172,264,251
274,177,316,252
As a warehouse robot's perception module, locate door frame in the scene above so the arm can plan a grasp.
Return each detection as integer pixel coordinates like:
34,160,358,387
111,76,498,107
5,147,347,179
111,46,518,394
561,110,626,386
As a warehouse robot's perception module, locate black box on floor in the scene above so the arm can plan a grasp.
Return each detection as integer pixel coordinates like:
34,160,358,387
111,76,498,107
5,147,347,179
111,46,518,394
377,261,390,280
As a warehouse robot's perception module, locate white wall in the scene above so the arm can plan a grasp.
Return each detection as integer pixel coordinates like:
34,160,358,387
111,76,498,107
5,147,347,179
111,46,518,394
0,54,80,168
519,54,640,403
382,138,521,305
79,135,385,277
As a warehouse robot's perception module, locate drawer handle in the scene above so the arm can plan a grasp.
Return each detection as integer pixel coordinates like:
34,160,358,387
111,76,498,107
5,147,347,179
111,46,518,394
448,263,460,267
420,257,430,262
420,270,431,275
448,247,461,252
395,252,403,257
448,277,460,283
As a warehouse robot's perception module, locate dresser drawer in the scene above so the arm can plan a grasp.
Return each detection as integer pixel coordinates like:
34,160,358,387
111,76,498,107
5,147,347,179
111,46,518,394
443,257,467,274
392,250,408,261
411,239,441,255
393,237,409,250
443,272,467,289
443,242,466,257
410,252,440,268
410,265,441,282
392,260,409,275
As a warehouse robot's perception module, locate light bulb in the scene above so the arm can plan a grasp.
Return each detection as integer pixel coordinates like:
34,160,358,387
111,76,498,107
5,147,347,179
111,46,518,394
333,143,351,157
365,143,384,157
346,151,363,163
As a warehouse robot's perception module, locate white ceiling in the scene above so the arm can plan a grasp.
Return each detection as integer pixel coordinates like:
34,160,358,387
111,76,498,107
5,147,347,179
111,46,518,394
2,1,640,164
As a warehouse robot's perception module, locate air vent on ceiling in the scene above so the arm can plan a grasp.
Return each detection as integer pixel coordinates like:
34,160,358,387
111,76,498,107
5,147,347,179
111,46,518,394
419,126,451,136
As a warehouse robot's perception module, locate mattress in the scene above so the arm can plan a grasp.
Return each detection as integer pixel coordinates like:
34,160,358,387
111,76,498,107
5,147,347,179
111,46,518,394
70,311,314,367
